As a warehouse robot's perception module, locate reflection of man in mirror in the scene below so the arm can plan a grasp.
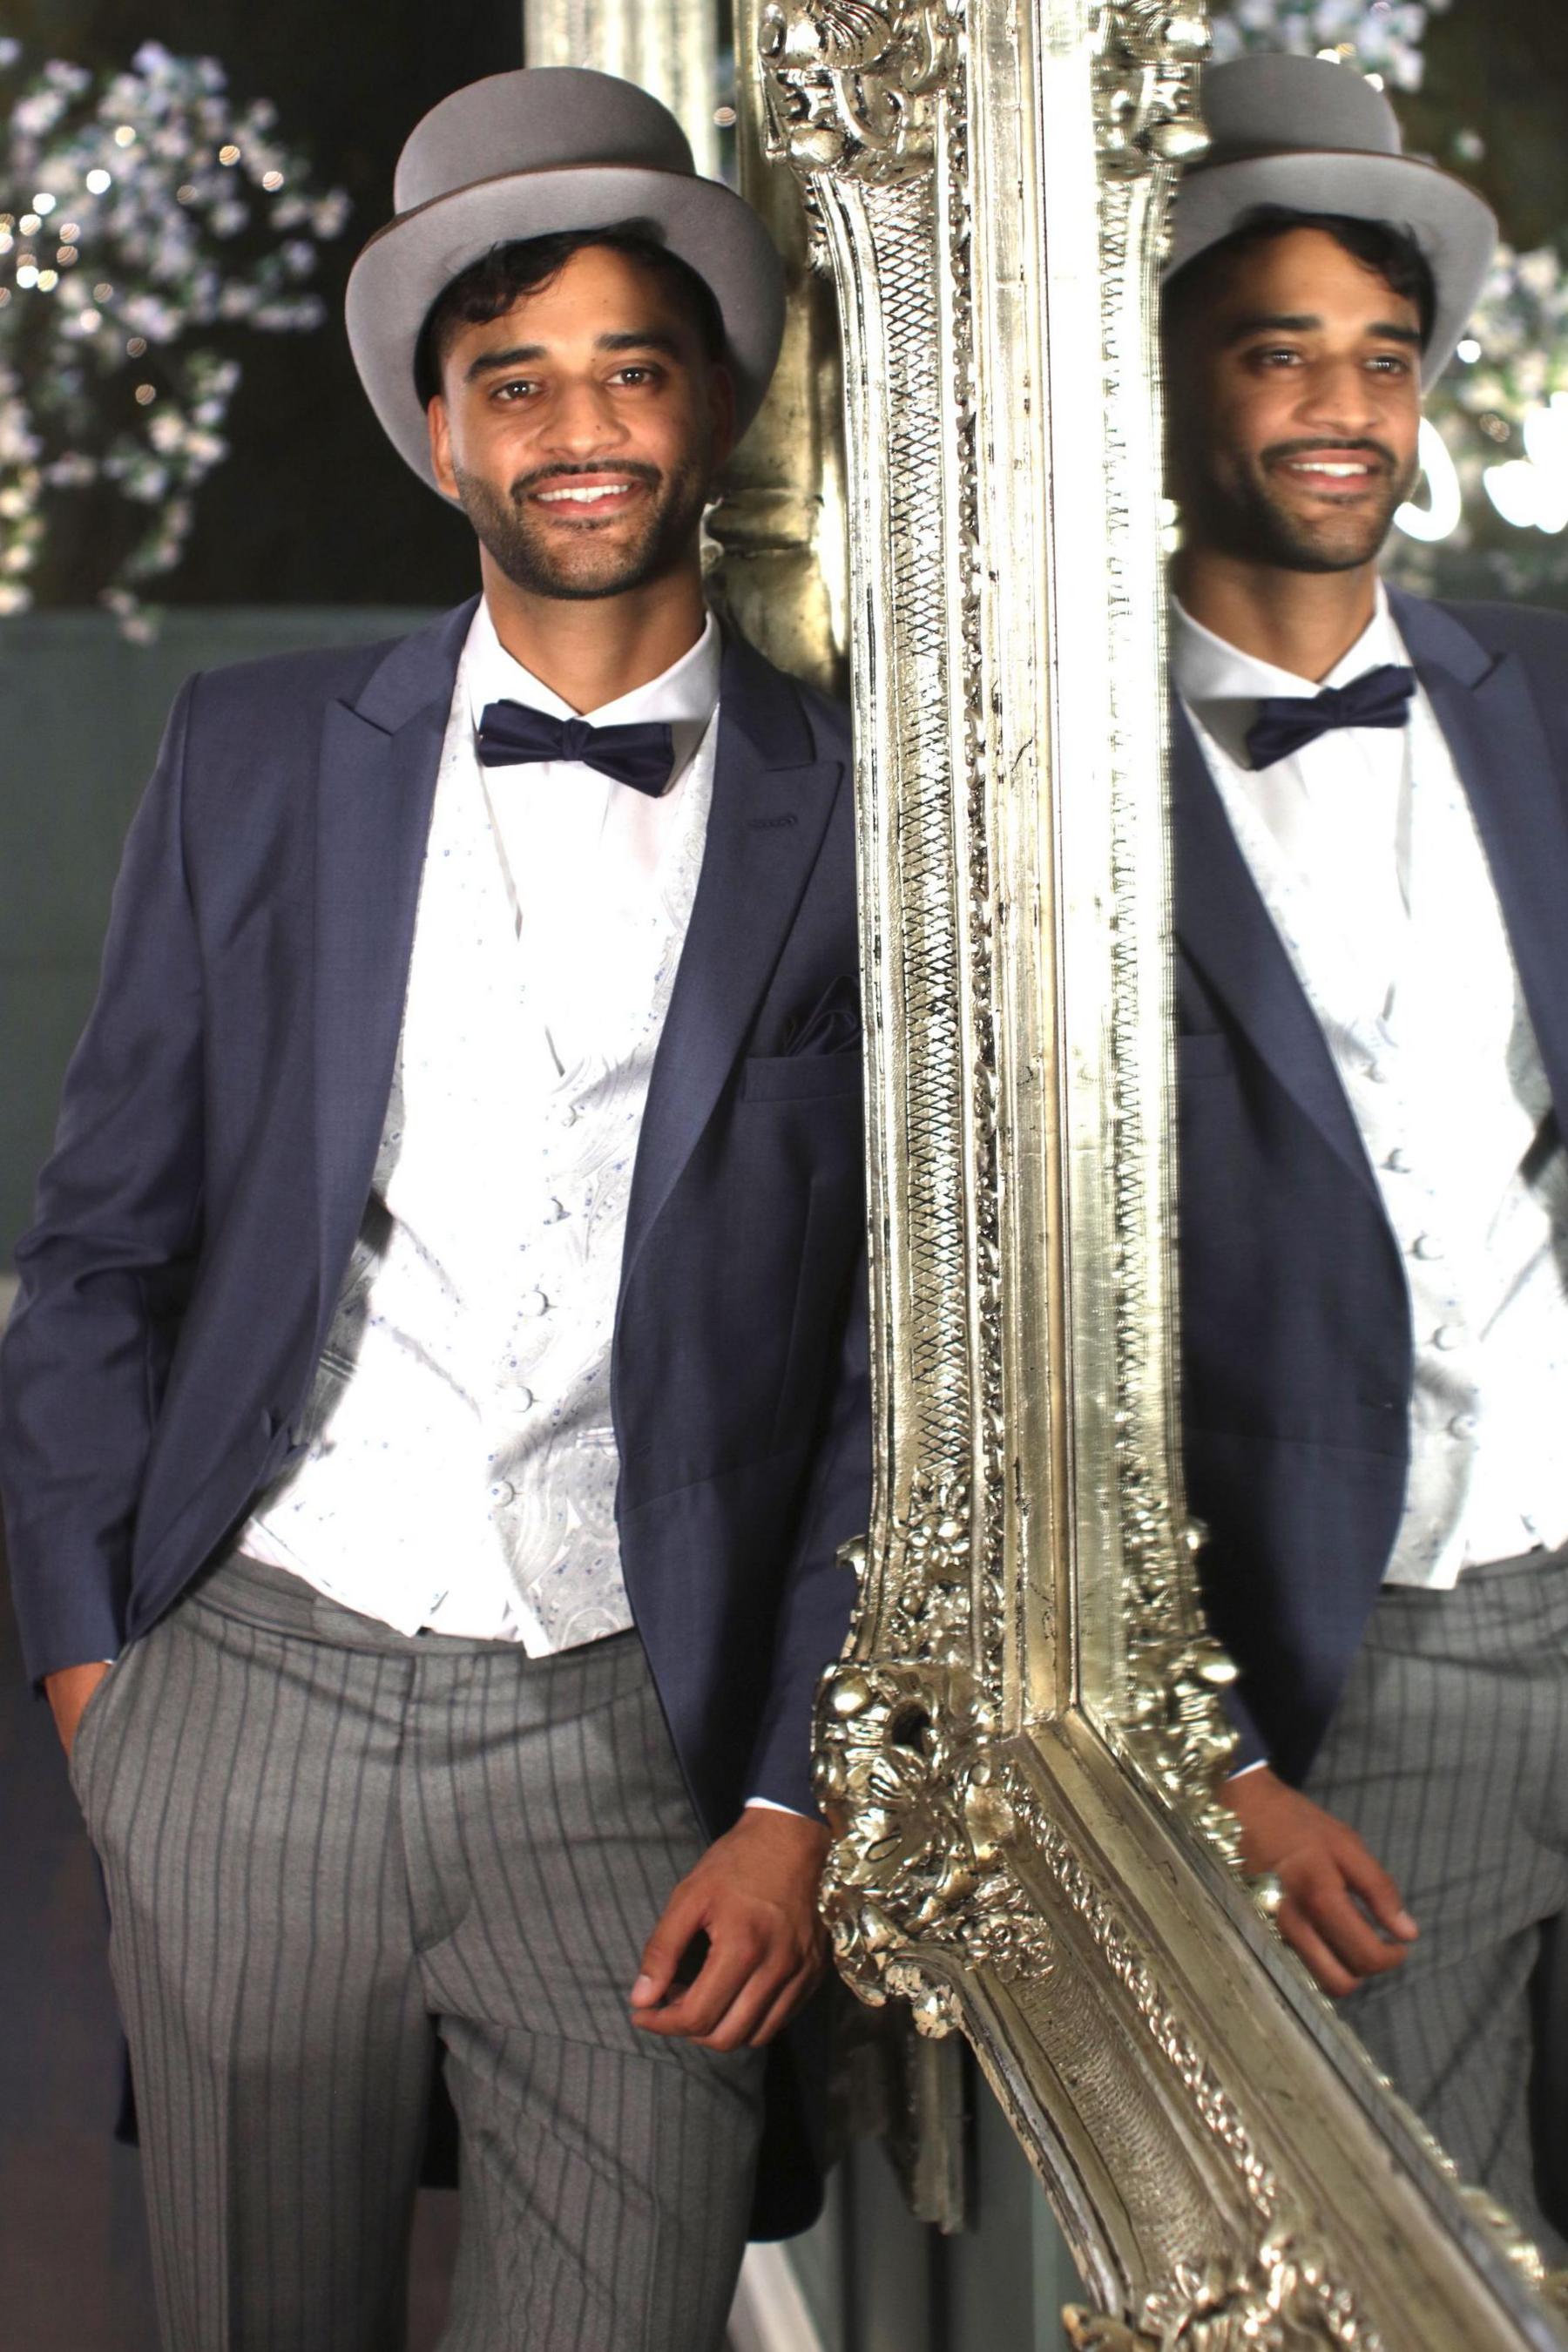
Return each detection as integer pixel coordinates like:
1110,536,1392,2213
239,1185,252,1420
1164,51,1568,2248
0,70,868,2348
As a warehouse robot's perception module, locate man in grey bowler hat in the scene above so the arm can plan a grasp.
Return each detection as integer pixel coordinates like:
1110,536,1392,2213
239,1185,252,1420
1164,51,1568,2242
1,68,868,2347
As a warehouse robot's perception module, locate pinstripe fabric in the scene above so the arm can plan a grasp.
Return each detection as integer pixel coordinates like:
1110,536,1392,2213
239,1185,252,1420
68,1550,765,2351
1304,1544,1568,2259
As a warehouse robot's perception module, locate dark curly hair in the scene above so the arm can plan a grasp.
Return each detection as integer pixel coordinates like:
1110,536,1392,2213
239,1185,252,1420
414,223,727,407
1162,205,1437,349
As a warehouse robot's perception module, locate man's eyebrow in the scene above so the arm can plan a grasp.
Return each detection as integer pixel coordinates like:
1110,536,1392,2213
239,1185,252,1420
465,343,544,381
1222,308,1423,348
596,328,683,359
464,328,684,382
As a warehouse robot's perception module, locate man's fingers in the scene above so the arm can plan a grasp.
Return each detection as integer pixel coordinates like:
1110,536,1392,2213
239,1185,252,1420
692,1959,791,2053
633,1925,767,2038
744,1957,824,2050
1292,1871,1410,1983
1334,1835,1418,1941
1276,1898,1362,1999
632,1882,708,2010
693,1933,824,2051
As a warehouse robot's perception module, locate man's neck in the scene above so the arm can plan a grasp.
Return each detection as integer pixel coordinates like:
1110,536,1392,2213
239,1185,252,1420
480,554,709,713
1173,548,1382,685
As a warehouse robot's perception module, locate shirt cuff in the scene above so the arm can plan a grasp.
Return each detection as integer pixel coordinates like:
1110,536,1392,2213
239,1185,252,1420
743,1794,808,1818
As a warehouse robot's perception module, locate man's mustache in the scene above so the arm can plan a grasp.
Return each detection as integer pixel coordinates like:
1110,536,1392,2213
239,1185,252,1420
510,460,663,501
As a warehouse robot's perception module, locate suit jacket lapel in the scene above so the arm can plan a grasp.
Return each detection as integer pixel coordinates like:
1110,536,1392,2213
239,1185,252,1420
1389,587,1568,1125
312,600,476,1341
619,633,848,1295
1171,702,1379,1201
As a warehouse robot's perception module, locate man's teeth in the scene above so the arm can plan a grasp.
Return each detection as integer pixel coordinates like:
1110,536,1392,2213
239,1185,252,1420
1290,460,1372,478
537,483,632,504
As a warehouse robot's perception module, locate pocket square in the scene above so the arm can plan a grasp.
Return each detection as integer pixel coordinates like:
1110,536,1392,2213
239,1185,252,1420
781,977,862,1057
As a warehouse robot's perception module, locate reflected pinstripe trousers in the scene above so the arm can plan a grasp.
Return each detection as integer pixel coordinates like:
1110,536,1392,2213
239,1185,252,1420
1306,1545,1568,2261
70,1550,765,2352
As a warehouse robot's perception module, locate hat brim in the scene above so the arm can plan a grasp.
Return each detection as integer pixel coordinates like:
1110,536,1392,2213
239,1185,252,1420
1164,150,1497,389
346,163,786,498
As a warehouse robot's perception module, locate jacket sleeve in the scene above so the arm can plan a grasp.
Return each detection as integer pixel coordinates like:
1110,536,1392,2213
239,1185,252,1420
0,676,206,1685
743,1241,870,1818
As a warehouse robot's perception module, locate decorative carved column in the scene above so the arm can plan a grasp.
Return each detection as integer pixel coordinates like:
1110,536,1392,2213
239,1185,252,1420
703,0,848,698
521,0,723,176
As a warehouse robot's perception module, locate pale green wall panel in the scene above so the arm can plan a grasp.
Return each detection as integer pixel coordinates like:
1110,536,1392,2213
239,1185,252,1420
1,609,440,1262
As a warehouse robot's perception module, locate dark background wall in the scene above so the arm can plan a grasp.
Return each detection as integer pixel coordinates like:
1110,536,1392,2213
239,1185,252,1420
4,1,522,609
1405,2,1568,252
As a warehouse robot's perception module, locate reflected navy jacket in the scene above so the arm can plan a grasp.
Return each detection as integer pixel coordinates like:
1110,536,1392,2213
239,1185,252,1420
1173,589,1568,1783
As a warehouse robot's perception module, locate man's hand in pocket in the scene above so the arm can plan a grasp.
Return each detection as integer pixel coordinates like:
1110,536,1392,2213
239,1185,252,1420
44,1662,112,1761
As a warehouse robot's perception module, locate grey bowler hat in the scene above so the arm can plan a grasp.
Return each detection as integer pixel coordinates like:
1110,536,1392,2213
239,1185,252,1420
346,68,786,497
1165,52,1497,389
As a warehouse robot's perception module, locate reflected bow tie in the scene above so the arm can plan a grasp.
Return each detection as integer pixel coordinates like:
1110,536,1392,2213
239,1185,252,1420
476,700,676,797
1243,664,1416,772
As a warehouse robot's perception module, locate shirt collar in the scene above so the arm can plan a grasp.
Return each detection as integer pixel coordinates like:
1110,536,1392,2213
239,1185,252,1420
1171,578,1403,709
464,597,723,741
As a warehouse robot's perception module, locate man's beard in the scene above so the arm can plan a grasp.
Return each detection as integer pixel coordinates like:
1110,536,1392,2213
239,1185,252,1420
453,451,712,601
1179,436,1419,573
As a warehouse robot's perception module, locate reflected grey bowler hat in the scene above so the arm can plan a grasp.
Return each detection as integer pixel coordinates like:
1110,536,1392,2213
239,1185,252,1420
346,68,786,497
1164,52,1497,389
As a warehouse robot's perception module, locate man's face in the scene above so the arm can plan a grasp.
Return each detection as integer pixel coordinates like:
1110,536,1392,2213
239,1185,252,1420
427,243,734,601
1166,226,1424,574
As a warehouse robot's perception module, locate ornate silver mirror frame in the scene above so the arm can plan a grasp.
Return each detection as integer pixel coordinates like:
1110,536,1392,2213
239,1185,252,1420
528,0,1568,2338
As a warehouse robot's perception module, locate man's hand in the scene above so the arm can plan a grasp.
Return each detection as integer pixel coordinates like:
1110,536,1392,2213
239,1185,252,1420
631,1806,830,2052
1226,1765,1417,1998
44,1661,112,1761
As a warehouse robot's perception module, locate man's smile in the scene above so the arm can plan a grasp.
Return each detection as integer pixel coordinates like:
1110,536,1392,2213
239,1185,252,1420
524,470,651,519
1266,443,1390,498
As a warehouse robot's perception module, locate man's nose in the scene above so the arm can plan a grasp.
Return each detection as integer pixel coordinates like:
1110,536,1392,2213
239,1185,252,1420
541,375,628,454
1295,355,1382,432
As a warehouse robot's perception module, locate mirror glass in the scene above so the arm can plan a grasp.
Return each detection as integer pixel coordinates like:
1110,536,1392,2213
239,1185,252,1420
1168,0,1568,2271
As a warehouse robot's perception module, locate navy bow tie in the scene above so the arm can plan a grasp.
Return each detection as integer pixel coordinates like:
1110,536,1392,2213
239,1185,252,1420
476,700,676,797
1243,663,1416,772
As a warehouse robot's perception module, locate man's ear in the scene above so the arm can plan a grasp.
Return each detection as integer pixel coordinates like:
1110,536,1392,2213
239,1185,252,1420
427,395,457,499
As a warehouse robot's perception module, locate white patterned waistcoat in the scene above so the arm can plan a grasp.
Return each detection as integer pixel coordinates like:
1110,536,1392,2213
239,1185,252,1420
244,620,717,1647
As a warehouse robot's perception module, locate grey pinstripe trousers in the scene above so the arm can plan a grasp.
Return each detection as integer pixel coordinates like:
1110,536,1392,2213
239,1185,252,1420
1305,1545,1568,2260
69,1550,765,2352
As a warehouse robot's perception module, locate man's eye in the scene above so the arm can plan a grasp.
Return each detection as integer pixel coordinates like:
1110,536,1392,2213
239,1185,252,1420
1369,353,1413,375
1250,347,1301,368
613,365,660,387
493,379,537,402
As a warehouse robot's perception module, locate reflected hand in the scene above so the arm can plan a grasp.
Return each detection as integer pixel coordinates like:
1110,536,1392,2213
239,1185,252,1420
1225,1766,1418,1998
631,1806,830,2052
44,1660,112,1761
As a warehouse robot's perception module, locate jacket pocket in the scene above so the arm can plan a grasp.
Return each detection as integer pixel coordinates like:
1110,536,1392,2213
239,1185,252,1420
740,1052,864,1105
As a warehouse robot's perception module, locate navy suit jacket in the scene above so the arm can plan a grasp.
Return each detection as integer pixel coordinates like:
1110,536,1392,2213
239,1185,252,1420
1173,588,1568,1786
0,599,868,2234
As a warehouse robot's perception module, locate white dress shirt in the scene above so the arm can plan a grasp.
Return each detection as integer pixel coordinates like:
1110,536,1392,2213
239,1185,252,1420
242,601,720,1647
1173,585,1568,1589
